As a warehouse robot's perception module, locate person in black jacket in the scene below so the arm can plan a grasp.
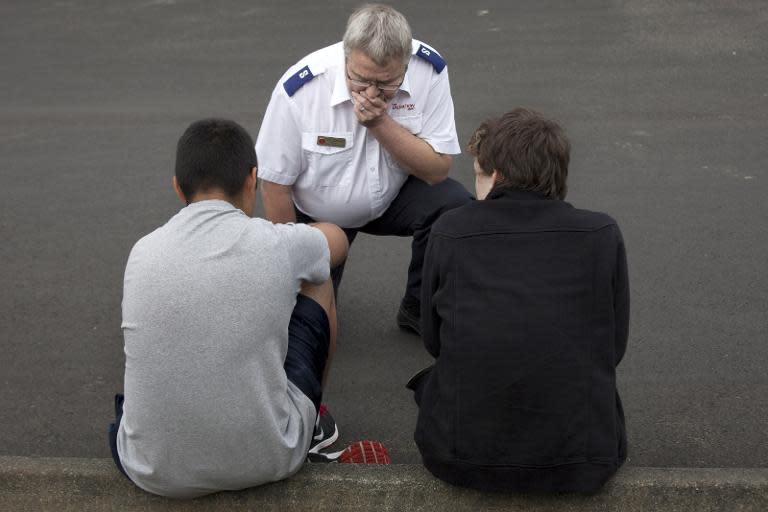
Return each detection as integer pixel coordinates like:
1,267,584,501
408,108,629,493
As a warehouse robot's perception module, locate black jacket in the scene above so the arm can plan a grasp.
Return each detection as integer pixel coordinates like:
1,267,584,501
413,187,629,493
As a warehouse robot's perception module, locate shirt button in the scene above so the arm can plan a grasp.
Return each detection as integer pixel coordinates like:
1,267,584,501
370,167,375,171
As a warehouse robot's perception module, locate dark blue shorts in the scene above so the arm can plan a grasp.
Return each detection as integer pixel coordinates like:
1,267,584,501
284,294,330,412
108,393,130,480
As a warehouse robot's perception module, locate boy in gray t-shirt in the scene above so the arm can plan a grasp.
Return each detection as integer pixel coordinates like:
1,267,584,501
108,119,348,498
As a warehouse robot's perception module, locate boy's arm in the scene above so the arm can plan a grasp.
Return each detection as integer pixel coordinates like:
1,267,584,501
309,222,349,269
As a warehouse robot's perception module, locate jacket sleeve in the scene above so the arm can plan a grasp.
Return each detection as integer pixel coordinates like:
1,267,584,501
613,225,630,366
420,232,443,358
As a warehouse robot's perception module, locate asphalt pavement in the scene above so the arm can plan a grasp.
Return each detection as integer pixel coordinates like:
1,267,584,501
1,0,767,467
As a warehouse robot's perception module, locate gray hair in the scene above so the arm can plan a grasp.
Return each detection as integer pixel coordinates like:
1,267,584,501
343,4,412,67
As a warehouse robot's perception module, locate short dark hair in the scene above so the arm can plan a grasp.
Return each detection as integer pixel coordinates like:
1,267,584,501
174,118,257,199
467,108,570,200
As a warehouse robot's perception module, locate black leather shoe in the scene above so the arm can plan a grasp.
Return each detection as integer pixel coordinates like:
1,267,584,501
397,296,421,336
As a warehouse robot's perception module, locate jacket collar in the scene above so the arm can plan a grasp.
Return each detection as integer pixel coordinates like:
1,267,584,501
486,187,550,201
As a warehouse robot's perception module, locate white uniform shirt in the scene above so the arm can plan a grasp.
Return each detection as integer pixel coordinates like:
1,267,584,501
256,40,461,228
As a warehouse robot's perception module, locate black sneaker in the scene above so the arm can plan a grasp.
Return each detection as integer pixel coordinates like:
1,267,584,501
397,296,421,336
307,449,344,463
309,404,339,454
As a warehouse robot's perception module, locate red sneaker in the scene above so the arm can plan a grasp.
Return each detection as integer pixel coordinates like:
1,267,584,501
338,440,391,465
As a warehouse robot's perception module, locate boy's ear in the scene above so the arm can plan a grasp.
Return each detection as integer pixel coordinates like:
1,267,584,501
242,167,257,195
172,176,188,204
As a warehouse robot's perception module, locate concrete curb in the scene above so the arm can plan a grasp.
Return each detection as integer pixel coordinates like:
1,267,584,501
1,456,767,511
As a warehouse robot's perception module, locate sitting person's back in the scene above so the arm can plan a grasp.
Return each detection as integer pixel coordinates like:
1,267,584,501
120,200,318,496
410,108,629,493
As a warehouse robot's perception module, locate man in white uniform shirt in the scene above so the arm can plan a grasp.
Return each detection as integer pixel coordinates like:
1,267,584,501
256,4,472,334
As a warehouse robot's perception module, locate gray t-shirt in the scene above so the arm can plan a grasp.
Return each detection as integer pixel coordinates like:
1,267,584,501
117,199,330,498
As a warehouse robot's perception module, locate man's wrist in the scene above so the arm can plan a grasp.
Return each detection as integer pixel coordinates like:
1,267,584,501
363,111,391,130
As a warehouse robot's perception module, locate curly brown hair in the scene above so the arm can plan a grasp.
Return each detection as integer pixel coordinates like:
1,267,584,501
467,108,570,200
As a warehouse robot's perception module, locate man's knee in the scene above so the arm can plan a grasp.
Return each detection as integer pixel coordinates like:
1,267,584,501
418,178,472,223
434,178,473,211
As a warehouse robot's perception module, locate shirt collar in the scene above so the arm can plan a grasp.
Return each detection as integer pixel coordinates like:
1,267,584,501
186,199,236,209
486,187,551,201
399,67,412,96
330,62,351,107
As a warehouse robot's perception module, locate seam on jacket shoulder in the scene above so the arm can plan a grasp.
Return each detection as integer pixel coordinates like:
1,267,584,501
431,222,617,240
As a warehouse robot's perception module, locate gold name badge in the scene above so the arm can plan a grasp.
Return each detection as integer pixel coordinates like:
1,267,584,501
317,136,346,148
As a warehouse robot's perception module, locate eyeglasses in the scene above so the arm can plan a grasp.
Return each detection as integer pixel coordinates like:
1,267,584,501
345,65,407,93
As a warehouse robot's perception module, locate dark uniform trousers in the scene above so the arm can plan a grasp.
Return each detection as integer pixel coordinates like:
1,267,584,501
296,175,472,301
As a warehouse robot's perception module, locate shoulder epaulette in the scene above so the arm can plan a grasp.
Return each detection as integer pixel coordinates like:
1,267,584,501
283,65,315,97
415,44,446,74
